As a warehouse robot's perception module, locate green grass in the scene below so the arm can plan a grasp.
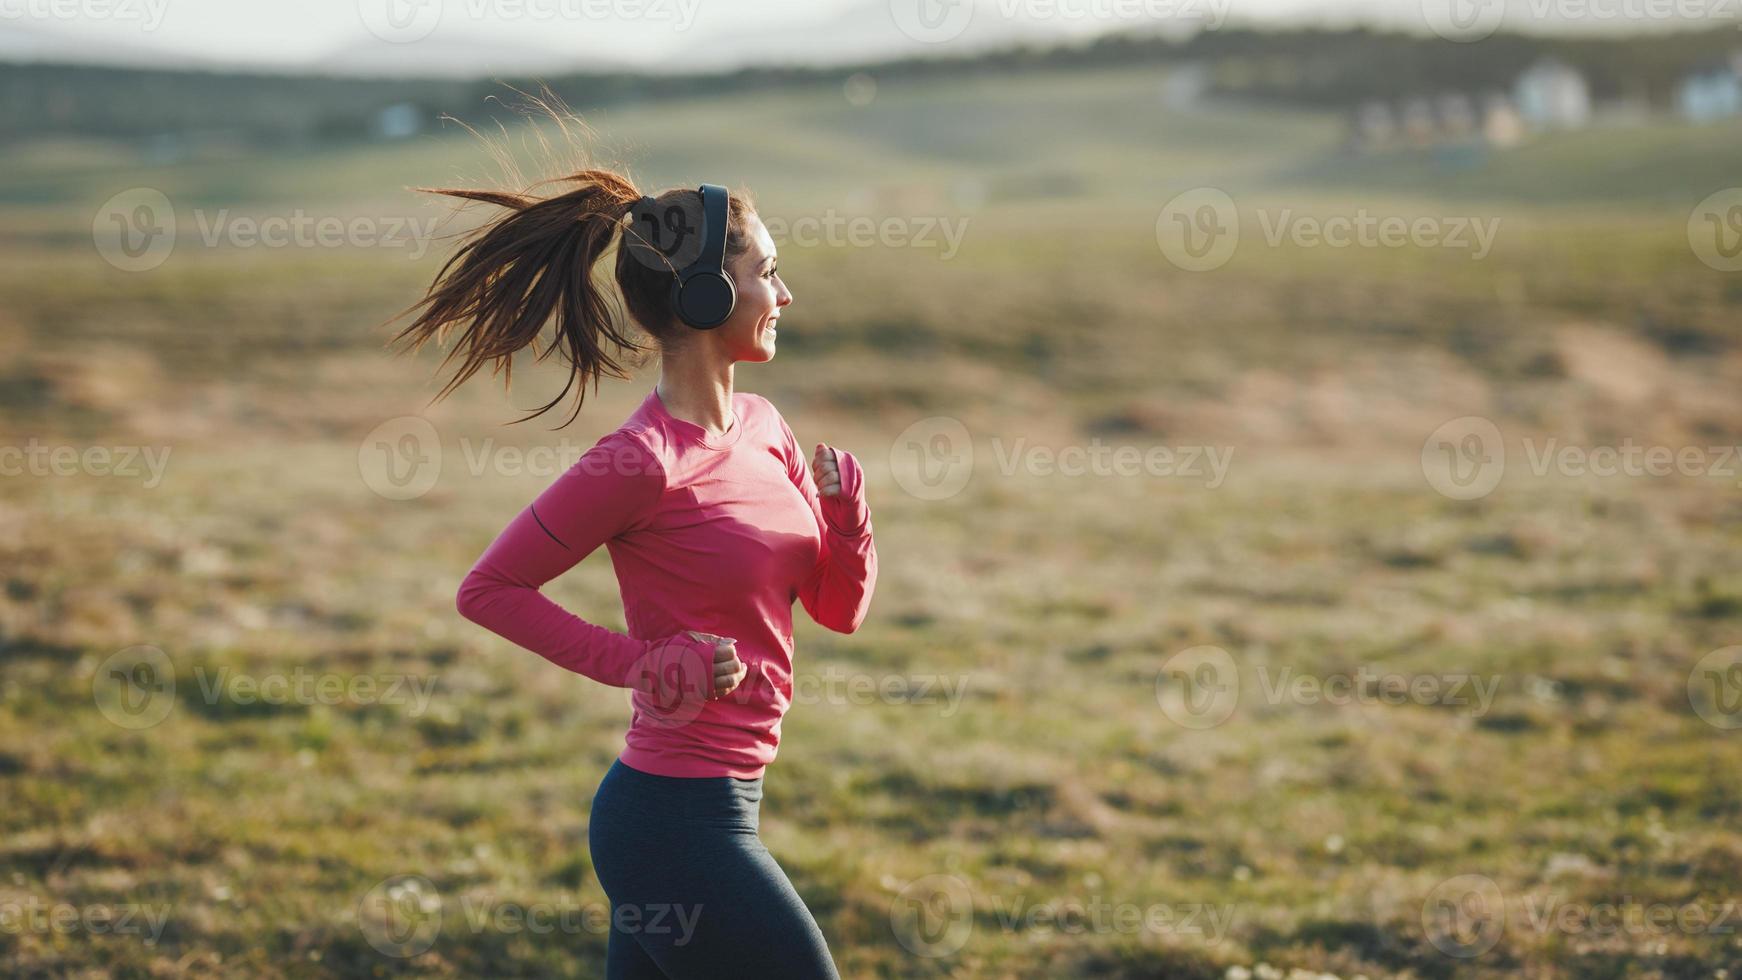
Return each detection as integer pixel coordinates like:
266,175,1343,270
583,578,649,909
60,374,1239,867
2,63,1741,978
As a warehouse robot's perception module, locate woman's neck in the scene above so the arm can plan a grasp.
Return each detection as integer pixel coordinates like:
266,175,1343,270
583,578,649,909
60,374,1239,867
655,358,736,437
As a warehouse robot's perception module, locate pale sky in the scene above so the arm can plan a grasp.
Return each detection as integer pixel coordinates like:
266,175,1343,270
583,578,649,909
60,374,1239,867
2,0,1730,76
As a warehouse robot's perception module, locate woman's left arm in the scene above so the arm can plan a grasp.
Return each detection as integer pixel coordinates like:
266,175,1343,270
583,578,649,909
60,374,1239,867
782,417,878,634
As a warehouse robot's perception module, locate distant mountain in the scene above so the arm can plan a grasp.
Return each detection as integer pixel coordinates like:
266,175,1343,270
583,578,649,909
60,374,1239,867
0,22,209,70
0,21,628,80
672,0,1201,73
307,36,635,80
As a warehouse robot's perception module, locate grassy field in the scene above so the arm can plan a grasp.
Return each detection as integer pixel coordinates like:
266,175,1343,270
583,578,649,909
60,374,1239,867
3,65,1742,978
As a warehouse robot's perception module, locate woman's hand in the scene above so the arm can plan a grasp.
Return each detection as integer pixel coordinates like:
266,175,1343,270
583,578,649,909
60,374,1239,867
811,442,869,536
811,443,843,497
685,630,746,699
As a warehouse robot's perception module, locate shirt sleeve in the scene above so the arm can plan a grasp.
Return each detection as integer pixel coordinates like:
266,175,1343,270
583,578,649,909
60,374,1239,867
455,430,676,687
775,406,878,634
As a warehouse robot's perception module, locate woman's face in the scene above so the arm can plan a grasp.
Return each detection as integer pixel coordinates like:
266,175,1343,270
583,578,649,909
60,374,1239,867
715,212,791,363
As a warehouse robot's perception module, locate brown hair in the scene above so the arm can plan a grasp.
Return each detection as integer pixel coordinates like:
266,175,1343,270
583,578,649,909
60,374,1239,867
386,94,758,428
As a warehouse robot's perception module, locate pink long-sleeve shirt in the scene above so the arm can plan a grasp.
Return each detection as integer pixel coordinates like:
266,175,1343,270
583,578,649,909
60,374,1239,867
455,387,877,778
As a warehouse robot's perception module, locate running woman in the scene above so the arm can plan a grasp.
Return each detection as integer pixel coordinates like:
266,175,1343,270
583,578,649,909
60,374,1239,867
389,159,875,979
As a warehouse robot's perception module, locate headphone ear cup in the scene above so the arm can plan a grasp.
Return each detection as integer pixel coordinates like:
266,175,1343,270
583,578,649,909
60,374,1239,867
674,270,736,330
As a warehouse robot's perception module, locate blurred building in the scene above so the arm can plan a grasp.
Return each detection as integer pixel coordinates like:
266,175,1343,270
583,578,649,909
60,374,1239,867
1351,99,1397,150
372,102,422,140
1514,58,1591,131
1678,52,1742,123
1482,93,1525,148
1435,93,1477,139
1161,63,1209,111
1347,92,1521,153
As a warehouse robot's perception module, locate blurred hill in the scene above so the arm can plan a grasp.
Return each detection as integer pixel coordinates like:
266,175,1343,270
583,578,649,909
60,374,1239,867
3,25,1741,146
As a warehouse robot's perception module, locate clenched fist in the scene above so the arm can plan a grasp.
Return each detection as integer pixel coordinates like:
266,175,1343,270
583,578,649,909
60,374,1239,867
811,443,843,498
811,442,869,536
684,630,747,699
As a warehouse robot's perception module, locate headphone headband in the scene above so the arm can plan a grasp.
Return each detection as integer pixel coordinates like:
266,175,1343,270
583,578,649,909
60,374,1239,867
671,184,735,330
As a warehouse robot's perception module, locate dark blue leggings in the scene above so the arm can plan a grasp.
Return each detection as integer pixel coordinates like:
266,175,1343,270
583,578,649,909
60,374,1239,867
587,758,841,979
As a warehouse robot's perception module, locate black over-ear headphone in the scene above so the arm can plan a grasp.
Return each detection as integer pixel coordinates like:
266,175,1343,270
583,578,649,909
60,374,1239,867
670,184,735,330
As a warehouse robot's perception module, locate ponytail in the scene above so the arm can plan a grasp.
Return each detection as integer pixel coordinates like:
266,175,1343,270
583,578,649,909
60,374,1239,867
387,169,650,428
385,94,760,428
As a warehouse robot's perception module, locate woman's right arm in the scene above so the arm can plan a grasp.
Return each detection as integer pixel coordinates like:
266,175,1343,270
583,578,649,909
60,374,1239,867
455,431,676,688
